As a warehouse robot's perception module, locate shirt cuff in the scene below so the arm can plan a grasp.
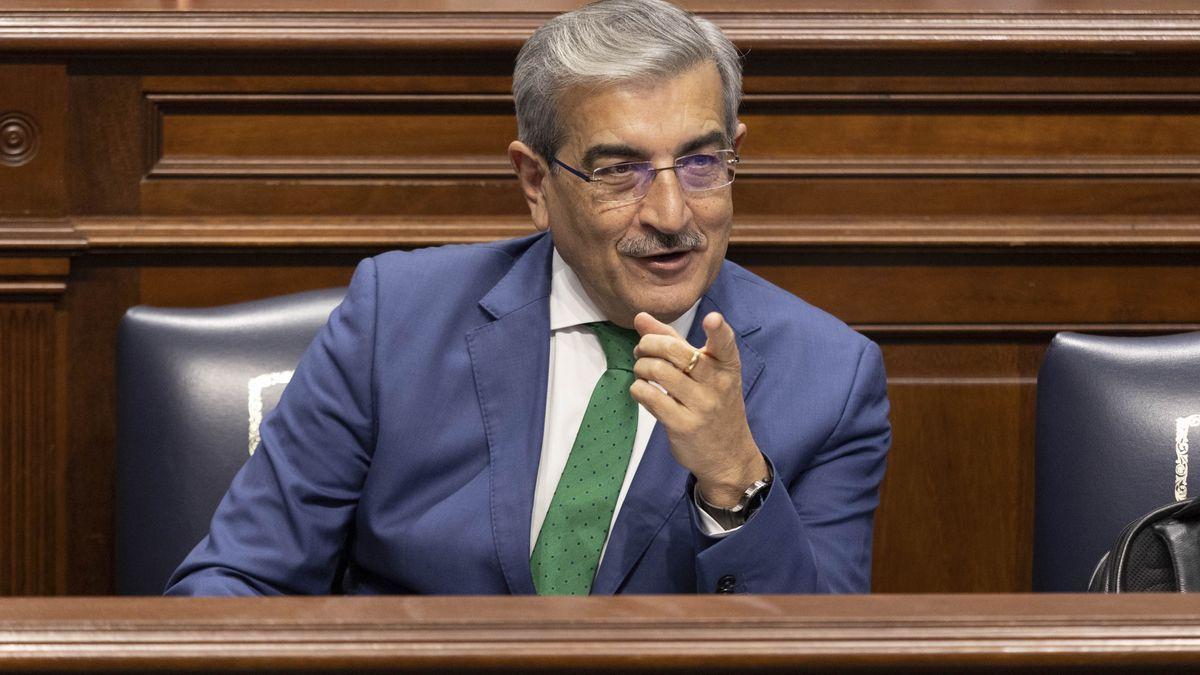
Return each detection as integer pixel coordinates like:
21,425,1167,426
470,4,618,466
692,483,743,538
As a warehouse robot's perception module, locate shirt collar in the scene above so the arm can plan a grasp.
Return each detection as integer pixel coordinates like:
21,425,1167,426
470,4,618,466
550,247,699,336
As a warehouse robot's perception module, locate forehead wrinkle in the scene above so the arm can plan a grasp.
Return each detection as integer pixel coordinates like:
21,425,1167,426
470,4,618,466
560,63,728,169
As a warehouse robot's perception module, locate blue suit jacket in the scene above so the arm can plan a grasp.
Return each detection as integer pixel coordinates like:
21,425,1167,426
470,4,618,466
166,232,890,595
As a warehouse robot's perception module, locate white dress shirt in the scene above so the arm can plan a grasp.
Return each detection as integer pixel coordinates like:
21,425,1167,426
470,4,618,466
530,249,731,559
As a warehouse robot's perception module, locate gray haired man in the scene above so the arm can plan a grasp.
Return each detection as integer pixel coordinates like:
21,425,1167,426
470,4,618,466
167,0,890,597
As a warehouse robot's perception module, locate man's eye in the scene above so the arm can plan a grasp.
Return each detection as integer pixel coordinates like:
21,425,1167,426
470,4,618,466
684,154,717,168
603,164,635,176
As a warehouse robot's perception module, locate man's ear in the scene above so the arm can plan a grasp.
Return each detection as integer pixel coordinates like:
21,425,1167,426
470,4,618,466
732,121,747,154
508,140,550,231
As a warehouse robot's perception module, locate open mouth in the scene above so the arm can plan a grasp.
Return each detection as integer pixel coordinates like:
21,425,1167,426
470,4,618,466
632,249,694,275
641,250,690,264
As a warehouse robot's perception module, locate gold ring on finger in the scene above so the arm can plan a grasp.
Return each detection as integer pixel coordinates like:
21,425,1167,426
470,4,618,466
683,349,702,374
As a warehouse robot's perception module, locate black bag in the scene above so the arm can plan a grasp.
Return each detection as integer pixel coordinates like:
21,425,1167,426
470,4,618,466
1088,496,1200,592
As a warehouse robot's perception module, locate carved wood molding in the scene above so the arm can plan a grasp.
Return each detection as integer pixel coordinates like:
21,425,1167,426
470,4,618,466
9,215,1200,252
148,156,1200,180
0,253,71,598
0,301,65,595
0,112,39,168
14,214,1200,252
67,215,1200,251
141,92,1200,180
145,93,517,180
5,4,1200,54
0,221,87,256
8,215,1200,253
0,256,71,295
1,594,1199,670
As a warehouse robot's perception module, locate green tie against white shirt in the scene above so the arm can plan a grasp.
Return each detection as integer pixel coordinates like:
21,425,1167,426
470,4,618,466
531,321,640,596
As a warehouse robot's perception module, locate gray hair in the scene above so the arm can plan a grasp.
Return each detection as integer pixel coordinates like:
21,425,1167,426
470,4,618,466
513,0,743,164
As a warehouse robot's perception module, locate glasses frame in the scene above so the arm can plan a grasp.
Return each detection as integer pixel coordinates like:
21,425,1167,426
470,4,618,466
552,150,740,203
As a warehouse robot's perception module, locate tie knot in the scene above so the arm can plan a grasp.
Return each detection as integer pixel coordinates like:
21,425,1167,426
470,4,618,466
589,322,639,372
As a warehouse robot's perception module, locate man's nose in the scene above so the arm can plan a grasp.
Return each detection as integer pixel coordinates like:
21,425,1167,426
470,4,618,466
637,168,691,233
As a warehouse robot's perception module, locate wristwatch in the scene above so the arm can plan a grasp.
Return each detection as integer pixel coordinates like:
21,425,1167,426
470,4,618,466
696,464,773,530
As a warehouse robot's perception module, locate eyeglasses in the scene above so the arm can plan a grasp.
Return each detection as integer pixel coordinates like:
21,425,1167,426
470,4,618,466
552,150,739,203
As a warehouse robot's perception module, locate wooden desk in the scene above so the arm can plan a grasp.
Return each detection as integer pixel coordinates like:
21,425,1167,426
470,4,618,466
1,594,1198,671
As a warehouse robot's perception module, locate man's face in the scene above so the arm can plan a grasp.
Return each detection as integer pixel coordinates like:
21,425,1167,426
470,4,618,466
518,62,745,328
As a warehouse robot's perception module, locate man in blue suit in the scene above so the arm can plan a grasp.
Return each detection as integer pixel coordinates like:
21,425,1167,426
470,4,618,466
167,0,890,596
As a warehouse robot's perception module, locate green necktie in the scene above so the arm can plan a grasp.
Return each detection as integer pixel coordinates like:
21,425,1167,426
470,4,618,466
531,321,640,595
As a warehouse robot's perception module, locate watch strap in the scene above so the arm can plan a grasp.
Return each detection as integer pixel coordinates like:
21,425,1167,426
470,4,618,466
696,465,773,530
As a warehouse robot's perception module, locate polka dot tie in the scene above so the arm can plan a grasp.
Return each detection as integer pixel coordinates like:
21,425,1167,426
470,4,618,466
531,321,640,595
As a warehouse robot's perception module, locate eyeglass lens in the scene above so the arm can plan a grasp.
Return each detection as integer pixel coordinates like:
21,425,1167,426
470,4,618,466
592,151,737,202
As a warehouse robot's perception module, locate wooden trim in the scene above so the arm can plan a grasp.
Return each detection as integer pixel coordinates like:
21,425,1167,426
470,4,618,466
1,595,1199,670
748,158,1200,178
146,156,1200,180
0,304,65,594
0,282,67,295
859,323,1200,336
8,215,1200,253
9,216,1200,252
0,257,71,295
150,158,1200,181
5,8,1200,54
65,215,1200,251
149,156,518,179
0,222,87,252
141,92,1200,180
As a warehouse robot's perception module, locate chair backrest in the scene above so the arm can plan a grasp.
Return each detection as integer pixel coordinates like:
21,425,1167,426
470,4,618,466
1033,331,1200,591
116,287,346,595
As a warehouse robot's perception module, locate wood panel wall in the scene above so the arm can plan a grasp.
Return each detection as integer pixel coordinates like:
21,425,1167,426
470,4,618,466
2,0,1199,595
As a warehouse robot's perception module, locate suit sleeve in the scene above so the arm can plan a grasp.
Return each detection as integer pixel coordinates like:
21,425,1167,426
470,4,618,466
691,340,891,594
165,259,379,596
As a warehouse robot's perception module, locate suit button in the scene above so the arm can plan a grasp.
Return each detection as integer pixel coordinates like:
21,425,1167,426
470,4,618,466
716,575,736,593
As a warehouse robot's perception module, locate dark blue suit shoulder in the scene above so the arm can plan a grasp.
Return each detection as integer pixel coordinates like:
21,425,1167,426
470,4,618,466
366,239,532,302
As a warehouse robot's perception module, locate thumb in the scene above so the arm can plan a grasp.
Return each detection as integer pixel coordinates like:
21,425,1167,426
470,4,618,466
633,311,683,340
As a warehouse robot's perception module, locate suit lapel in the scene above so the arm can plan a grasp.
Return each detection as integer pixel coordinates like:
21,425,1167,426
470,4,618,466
591,263,765,594
467,233,554,596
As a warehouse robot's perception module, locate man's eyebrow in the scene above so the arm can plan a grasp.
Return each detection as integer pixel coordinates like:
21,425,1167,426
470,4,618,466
580,143,645,169
676,130,728,157
578,130,729,168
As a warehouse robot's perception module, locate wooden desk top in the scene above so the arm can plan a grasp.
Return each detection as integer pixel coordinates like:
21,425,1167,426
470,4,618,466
1,594,1199,671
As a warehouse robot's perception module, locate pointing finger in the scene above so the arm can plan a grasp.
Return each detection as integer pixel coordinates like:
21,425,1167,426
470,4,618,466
701,312,738,364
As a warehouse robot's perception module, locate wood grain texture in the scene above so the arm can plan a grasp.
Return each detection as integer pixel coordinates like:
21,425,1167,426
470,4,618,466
59,264,135,596
2,594,1200,671
7,1,1200,54
145,92,1200,179
0,303,65,595
67,72,145,215
743,251,1200,326
0,65,67,218
61,215,1200,250
874,346,1039,592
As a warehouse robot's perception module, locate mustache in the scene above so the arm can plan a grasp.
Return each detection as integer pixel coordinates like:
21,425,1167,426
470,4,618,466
617,229,705,257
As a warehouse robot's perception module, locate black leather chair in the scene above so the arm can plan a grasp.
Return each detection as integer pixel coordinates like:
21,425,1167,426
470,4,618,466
116,288,346,595
1033,331,1200,592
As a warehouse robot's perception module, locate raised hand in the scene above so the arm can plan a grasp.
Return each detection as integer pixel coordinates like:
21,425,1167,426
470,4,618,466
629,311,769,507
